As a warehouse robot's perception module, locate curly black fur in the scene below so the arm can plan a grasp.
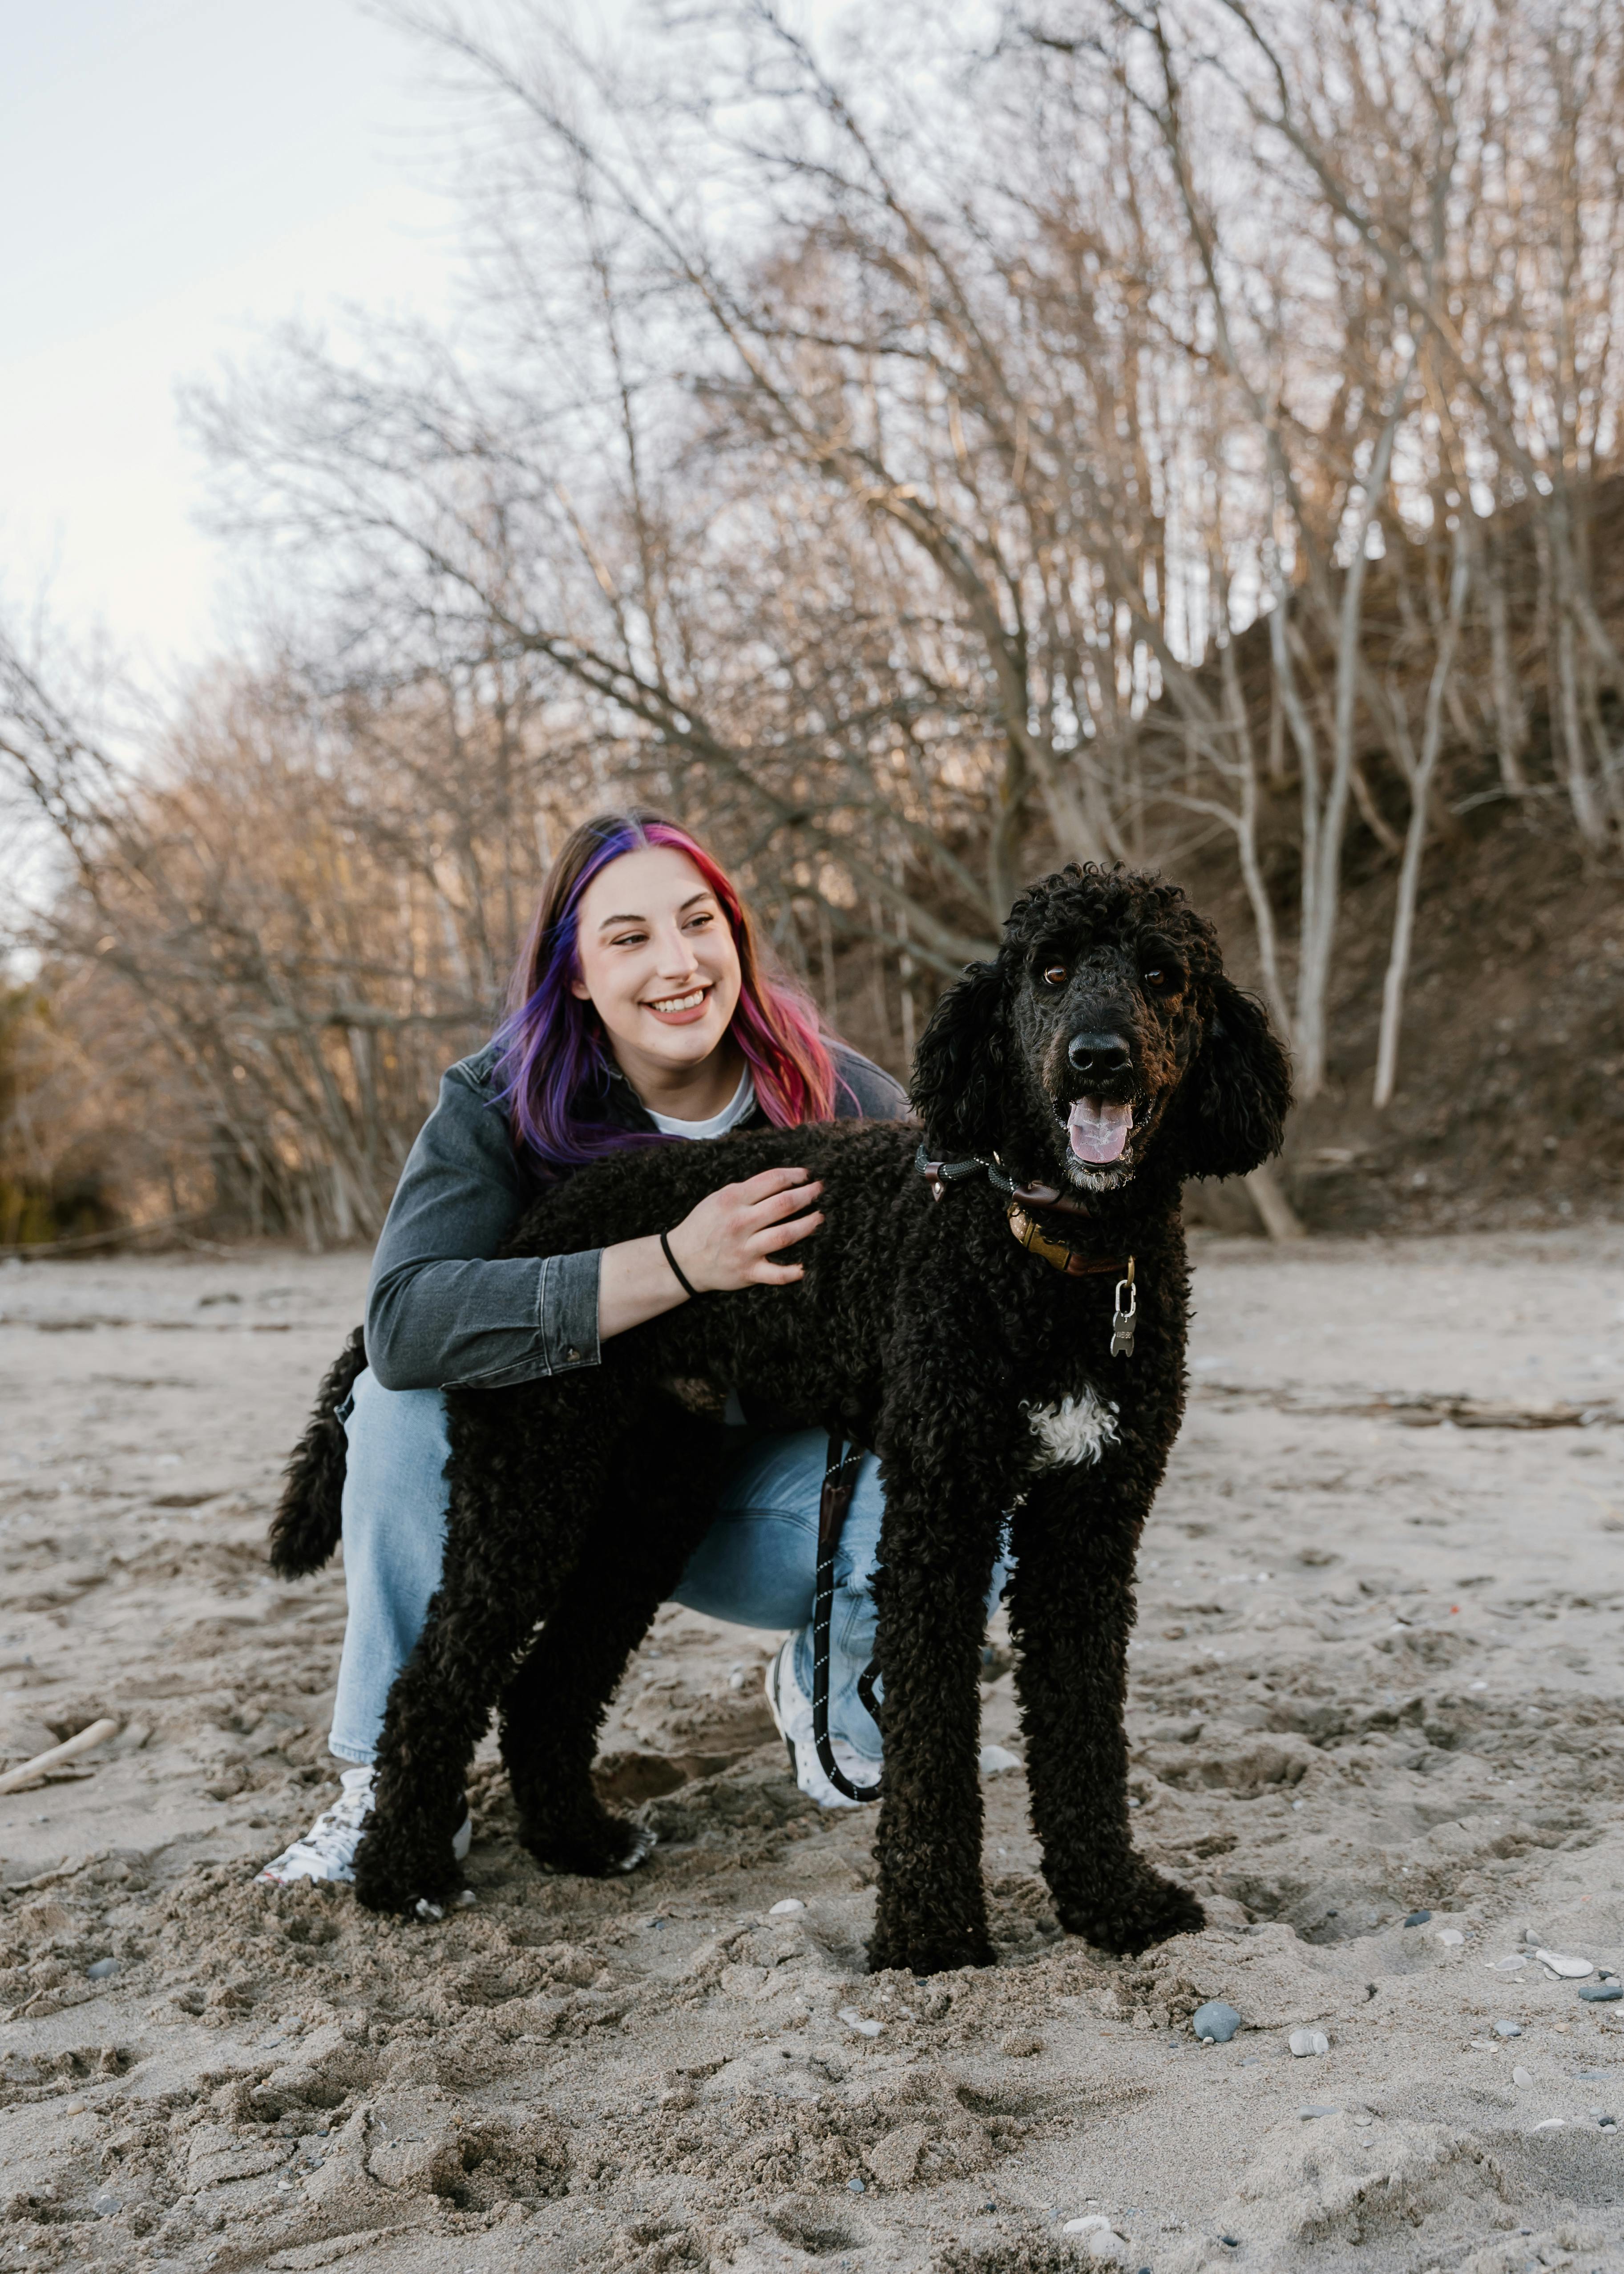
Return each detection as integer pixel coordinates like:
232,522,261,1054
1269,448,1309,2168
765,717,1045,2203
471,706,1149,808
268,1327,367,1578
274,865,1291,1974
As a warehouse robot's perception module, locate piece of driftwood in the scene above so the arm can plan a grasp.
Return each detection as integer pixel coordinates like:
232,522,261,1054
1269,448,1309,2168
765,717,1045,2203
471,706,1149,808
0,1718,121,1796
1192,1382,1617,1431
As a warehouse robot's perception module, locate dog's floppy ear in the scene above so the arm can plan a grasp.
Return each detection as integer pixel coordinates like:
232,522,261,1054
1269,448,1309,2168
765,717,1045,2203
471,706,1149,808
910,957,1009,1158
1183,975,1292,1179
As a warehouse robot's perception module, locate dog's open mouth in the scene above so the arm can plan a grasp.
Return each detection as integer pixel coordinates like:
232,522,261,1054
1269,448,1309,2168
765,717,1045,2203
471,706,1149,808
1067,1096,1134,1165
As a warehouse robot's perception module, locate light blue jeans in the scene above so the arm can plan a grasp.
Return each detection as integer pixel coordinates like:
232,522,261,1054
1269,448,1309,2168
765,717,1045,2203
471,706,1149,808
329,1366,1012,1772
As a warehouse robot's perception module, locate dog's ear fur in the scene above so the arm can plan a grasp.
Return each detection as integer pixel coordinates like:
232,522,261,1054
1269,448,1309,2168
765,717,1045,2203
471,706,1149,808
910,957,1009,1157
1183,976,1292,1179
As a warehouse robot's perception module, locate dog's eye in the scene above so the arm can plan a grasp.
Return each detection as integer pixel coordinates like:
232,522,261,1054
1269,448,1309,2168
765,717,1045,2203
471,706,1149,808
1040,961,1067,989
1143,966,1180,992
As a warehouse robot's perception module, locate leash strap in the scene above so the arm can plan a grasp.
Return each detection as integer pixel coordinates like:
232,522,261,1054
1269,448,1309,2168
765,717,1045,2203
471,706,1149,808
812,1426,882,1805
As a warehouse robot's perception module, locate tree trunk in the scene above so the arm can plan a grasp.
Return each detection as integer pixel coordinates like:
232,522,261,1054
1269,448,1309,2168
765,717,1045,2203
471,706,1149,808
1293,356,1414,1097
1374,540,1470,1108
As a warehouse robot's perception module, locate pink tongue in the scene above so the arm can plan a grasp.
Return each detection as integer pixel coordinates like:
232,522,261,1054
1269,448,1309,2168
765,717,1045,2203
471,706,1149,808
1068,1097,1133,1165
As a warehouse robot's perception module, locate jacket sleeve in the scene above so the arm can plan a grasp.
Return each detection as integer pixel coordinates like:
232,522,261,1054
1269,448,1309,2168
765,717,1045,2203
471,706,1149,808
364,1065,602,1392
830,1044,912,1121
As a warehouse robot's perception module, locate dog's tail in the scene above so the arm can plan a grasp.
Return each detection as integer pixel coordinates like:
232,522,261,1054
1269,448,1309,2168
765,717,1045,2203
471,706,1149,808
268,1326,367,1578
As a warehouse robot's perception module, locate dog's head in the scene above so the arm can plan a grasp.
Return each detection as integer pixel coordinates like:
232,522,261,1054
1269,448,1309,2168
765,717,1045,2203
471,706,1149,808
910,864,1291,1192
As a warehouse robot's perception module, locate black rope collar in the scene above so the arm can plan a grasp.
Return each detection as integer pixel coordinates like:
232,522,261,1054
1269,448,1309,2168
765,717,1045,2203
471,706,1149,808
914,1142,1092,1218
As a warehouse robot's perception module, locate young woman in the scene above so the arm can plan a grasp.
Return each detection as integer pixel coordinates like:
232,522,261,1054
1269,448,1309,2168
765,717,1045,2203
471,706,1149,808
256,808,1006,1887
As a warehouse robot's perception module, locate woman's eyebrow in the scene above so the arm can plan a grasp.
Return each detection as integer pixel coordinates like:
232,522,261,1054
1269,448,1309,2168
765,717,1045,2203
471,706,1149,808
596,890,714,932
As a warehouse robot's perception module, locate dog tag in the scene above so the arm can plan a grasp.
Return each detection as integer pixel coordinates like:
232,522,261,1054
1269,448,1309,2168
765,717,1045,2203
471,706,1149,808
1110,1261,1137,1358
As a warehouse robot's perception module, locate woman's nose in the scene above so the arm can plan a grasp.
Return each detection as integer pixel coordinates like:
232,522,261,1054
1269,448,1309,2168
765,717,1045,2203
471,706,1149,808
652,929,701,977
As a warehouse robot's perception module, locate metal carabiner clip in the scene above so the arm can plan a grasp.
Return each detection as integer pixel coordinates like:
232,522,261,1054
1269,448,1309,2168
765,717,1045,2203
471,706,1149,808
1110,1255,1137,1358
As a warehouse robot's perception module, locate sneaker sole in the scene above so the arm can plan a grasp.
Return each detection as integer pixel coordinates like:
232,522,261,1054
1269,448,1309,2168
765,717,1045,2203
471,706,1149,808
256,1798,472,1886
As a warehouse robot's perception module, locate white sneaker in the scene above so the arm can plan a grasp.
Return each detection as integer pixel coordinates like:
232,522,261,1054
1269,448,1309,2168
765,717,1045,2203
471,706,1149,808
764,1639,878,1810
255,1765,473,1887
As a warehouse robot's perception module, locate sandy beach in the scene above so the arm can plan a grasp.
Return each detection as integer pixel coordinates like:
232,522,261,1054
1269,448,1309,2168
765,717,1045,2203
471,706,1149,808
0,1229,1620,2274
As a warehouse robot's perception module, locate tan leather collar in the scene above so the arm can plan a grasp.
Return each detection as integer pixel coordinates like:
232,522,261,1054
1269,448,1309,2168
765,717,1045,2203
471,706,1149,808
1007,1202,1129,1278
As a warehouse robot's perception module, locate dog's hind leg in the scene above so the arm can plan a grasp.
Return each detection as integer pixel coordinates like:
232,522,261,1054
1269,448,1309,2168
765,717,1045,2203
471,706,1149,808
500,1409,724,1878
353,1404,611,1918
1008,1469,1204,1956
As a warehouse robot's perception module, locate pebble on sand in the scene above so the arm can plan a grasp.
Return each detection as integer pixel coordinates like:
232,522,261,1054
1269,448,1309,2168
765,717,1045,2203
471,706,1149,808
1493,2019,1523,2037
1436,1929,1465,1947
1192,2001,1242,2044
1403,1910,1432,1927
85,1957,118,1981
1535,1949,1594,1979
1512,2066,1535,2088
769,1899,805,1916
838,2007,883,2038
1298,2105,1338,2120
1289,2028,1330,2058
1064,2215,1129,2261
979,1744,1021,1776
1578,1983,1623,2003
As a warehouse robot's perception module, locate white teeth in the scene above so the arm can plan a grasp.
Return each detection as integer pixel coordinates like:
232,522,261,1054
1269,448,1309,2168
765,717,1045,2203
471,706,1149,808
649,989,705,1014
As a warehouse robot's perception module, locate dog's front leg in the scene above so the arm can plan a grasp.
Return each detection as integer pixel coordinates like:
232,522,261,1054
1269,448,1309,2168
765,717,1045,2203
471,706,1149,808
865,1455,1005,1978
1009,1469,1204,1956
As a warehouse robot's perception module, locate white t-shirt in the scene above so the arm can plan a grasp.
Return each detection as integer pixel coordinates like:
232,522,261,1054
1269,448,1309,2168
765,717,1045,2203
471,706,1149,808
646,1068,756,1141
648,1069,759,1427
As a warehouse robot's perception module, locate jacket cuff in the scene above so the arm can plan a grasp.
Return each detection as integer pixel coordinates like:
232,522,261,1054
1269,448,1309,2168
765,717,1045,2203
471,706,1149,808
539,1248,602,1373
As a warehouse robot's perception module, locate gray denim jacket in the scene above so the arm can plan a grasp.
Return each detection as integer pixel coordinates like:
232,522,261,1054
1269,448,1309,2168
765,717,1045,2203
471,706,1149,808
364,1041,909,1392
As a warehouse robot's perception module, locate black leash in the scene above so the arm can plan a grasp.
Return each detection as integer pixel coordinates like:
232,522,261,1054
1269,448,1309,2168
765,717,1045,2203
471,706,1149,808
813,1426,883,1804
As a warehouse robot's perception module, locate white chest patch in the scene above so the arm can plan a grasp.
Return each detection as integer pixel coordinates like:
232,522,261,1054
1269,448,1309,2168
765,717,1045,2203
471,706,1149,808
1024,1384,1119,1469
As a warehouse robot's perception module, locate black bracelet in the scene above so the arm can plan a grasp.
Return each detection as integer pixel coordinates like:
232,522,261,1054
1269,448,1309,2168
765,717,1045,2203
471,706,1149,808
659,1229,701,1302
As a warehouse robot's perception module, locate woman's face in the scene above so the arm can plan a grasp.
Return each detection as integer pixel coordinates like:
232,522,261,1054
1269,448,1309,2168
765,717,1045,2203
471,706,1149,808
570,844,743,1078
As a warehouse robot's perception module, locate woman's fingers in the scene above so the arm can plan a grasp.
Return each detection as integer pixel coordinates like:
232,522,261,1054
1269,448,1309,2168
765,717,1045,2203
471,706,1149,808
751,1207,823,1255
744,1177,822,1227
734,1165,815,1201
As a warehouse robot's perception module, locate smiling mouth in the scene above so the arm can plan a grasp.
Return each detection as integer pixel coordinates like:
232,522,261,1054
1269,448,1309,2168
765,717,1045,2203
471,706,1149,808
646,987,710,1019
1065,1096,1134,1165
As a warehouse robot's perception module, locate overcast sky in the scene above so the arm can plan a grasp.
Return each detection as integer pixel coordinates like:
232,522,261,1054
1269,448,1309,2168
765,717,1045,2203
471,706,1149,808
0,0,463,680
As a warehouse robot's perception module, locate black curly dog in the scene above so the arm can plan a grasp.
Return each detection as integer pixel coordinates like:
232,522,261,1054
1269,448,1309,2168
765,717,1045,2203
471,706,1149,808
271,865,1289,1977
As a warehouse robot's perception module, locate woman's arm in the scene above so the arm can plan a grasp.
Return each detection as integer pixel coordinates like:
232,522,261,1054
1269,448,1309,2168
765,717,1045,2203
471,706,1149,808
365,1057,825,1388
366,1060,603,1392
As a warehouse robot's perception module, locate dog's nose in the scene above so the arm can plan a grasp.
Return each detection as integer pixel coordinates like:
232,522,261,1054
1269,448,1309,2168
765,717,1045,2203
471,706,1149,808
1067,1030,1131,1078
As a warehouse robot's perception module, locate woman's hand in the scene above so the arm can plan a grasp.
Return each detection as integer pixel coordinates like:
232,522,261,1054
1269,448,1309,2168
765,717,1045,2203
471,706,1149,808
663,1167,824,1292
597,1168,823,1343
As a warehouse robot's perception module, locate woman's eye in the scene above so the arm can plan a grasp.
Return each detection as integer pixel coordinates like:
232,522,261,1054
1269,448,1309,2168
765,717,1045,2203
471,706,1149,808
1042,962,1067,988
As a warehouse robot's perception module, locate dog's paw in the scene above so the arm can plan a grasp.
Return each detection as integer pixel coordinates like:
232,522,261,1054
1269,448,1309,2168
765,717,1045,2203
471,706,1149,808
1055,1865,1204,1956
351,1829,464,1920
519,1809,656,1880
